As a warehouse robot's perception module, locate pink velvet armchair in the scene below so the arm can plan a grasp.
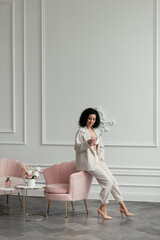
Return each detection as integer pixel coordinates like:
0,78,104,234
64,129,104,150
0,158,25,205
43,161,93,218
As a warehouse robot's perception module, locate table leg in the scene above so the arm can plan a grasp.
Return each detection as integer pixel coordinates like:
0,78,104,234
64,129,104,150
45,199,48,218
10,190,12,218
23,189,26,222
22,189,47,221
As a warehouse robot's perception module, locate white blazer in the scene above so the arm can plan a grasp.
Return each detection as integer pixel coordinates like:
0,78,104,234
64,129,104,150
74,126,105,171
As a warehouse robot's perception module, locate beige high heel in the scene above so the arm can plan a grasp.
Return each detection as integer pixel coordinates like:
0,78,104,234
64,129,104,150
97,208,112,220
120,208,134,218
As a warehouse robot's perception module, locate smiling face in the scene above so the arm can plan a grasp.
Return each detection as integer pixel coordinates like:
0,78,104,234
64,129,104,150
87,114,96,128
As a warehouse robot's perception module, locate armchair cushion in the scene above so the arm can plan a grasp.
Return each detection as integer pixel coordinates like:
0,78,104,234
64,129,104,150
45,183,69,194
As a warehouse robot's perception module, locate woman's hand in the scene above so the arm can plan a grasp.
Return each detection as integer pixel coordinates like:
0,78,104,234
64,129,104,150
88,139,93,146
88,137,97,146
100,157,104,162
91,136,97,145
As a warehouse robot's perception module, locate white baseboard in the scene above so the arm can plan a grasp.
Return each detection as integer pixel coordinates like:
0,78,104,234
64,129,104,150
88,191,160,202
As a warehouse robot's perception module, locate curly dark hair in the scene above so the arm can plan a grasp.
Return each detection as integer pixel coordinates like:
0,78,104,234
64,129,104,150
78,108,100,128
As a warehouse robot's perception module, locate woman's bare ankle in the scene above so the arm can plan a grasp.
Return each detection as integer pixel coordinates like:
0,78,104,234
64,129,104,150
119,201,126,209
100,204,106,211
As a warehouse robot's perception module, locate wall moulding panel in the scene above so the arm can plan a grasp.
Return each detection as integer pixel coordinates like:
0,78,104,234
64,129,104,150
0,0,26,145
37,163,160,181
89,189,160,202
41,0,158,147
0,0,15,133
37,163,160,173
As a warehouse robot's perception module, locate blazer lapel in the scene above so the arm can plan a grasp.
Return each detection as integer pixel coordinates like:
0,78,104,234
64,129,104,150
81,127,99,155
81,127,91,141
91,128,100,156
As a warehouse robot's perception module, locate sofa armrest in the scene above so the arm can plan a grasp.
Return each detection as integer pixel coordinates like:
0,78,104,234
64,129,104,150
69,171,92,201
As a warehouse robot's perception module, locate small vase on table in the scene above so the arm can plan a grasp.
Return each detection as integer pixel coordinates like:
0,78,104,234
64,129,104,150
27,179,35,187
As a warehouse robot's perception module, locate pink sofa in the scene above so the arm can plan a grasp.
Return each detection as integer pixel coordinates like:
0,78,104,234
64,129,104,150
0,158,25,202
43,160,93,218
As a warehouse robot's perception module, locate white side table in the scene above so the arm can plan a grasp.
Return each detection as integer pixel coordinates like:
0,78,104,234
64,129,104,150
16,184,47,222
0,187,15,217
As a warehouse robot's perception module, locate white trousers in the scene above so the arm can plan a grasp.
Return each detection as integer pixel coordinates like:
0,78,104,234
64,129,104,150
87,161,123,205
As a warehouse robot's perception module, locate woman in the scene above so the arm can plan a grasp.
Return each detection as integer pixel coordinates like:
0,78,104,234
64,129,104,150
74,108,133,220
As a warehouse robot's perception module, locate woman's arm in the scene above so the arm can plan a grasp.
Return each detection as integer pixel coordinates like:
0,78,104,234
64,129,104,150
74,130,91,153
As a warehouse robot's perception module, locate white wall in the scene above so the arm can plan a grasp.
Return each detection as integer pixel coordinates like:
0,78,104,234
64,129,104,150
0,0,160,202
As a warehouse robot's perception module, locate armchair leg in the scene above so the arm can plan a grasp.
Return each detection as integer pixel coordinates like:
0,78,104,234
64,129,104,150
71,201,74,211
18,193,23,207
84,200,88,214
47,200,51,213
65,201,68,218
